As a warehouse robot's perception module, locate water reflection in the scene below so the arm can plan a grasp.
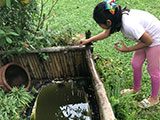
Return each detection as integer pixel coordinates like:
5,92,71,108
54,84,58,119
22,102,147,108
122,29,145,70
57,103,91,120
35,81,91,120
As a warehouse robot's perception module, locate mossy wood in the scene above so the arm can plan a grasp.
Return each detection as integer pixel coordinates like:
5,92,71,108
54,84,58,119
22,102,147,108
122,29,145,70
0,46,115,120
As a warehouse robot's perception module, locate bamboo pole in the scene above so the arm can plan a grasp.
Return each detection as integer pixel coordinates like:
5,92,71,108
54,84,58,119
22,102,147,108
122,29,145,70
54,52,63,77
34,54,43,79
64,51,72,77
57,53,65,77
32,54,42,79
61,53,69,77
68,51,75,77
86,48,115,120
48,53,56,78
0,46,86,55
43,53,52,79
50,53,59,78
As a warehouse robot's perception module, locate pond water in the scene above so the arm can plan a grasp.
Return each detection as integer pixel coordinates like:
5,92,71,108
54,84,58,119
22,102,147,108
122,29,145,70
34,80,93,120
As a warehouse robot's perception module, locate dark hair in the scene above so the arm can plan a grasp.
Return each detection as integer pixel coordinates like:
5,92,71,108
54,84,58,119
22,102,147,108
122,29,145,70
93,2,125,34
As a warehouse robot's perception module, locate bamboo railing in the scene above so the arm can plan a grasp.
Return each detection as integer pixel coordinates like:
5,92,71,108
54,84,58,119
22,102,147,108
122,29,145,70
0,47,89,80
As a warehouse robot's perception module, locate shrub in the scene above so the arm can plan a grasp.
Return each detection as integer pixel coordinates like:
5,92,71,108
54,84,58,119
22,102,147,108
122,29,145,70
0,0,73,56
0,87,34,120
0,0,38,52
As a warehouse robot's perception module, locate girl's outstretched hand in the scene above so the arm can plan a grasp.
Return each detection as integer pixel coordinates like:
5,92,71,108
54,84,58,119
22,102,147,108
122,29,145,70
77,39,90,47
114,42,130,52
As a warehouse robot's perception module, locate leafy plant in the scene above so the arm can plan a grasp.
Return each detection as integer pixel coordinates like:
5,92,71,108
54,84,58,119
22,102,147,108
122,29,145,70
0,0,38,52
0,87,34,120
0,0,73,54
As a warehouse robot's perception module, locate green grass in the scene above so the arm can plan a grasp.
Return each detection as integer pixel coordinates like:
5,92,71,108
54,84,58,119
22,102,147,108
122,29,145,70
42,0,160,119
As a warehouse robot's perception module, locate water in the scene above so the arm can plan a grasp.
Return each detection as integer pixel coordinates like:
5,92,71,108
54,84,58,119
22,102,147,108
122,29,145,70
35,81,92,120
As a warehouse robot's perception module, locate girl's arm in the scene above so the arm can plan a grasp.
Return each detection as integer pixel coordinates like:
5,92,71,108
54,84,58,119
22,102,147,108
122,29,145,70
77,29,110,46
115,32,153,52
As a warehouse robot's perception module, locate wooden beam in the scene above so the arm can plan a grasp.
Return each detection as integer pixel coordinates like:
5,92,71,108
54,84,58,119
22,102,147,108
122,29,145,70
86,48,115,120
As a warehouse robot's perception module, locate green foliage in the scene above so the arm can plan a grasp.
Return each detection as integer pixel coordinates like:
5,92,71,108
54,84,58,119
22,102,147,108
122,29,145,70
94,51,160,119
0,0,38,52
0,0,74,56
110,94,139,120
0,87,34,120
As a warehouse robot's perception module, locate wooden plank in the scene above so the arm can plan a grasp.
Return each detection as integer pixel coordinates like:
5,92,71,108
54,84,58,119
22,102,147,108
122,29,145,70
0,46,87,55
86,48,115,120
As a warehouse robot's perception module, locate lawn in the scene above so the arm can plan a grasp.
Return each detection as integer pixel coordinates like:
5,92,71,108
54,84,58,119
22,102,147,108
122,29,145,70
48,0,160,119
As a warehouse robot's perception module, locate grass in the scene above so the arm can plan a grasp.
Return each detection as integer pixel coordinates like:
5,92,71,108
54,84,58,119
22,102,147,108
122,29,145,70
42,0,160,119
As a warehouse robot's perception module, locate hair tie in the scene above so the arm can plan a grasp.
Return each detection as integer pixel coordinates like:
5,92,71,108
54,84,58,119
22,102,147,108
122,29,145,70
105,0,117,15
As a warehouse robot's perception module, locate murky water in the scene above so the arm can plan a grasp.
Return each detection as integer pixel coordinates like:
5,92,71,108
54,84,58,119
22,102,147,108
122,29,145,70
35,81,92,120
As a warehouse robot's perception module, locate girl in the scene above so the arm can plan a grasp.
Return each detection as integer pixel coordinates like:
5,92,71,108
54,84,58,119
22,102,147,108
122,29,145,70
77,0,160,108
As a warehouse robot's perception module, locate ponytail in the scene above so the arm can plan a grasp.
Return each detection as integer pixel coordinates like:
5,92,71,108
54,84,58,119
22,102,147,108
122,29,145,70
110,6,122,34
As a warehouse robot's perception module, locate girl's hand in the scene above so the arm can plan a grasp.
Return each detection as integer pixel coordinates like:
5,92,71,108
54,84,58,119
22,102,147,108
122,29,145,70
77,39,90,47
114,42,130,52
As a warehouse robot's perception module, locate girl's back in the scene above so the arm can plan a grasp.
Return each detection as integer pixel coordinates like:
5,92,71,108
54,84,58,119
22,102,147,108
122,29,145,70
121,9,160,47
